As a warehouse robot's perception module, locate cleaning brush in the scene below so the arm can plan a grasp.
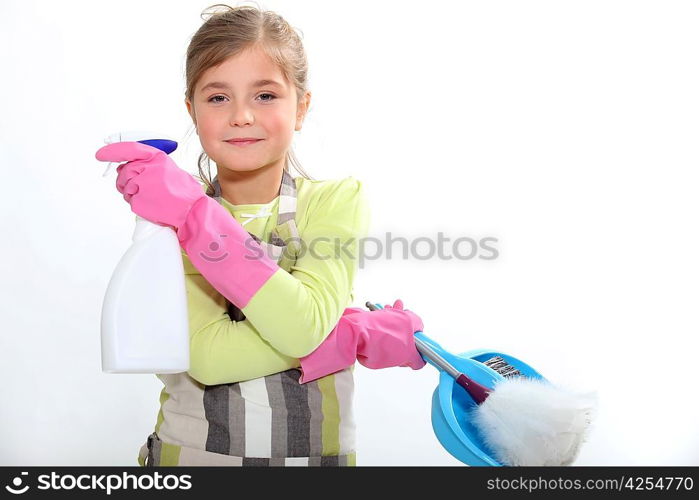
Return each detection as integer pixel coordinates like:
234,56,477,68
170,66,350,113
467,371,597,466
366,301,597,466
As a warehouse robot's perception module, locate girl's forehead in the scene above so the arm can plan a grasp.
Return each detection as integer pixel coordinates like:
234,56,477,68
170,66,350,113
212,47,282,77
198,54,288,92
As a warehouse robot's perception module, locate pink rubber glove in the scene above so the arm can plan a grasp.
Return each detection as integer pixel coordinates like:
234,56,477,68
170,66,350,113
95,142,207,230
298,299,426,383
95,141,281,309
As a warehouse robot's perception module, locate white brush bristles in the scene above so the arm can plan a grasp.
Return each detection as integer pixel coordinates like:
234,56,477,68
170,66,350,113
470,377,597,466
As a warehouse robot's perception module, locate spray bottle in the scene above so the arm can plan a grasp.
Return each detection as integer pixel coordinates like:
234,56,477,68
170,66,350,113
100,131,190,374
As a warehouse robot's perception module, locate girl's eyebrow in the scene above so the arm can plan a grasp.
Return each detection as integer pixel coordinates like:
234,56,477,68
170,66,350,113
200,79,283,93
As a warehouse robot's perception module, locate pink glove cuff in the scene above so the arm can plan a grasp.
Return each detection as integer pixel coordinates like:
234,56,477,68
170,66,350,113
298,307,365,383
177,195,280,308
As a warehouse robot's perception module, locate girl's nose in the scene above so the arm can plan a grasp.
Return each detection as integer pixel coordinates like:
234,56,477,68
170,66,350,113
229,106,254,127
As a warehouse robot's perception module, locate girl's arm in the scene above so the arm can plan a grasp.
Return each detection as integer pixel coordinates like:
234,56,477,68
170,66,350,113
185,270,300,385
183,177,371,385
93,143,375,385
240,177,369,355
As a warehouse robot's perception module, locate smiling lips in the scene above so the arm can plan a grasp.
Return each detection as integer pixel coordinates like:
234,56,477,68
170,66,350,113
226,138,263,146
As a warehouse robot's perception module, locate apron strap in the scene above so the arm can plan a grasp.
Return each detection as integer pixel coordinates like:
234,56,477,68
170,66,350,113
210,169,298,321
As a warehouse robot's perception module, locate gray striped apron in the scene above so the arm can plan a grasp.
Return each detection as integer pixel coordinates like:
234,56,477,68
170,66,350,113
137,169,356,466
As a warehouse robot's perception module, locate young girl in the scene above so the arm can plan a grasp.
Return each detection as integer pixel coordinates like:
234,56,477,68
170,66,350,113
96,3,425,467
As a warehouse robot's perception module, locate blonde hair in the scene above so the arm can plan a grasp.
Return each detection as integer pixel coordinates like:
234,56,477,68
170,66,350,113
184,2,314,195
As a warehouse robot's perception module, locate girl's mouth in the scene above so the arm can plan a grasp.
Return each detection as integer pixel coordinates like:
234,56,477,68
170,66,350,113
226,139,263,147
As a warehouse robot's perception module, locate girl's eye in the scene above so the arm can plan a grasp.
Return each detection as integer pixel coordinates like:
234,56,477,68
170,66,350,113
207,93,277,103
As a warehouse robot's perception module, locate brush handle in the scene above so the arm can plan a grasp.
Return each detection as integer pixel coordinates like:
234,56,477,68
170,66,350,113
454,374,491,404
413,336,461,379
414,336,492,404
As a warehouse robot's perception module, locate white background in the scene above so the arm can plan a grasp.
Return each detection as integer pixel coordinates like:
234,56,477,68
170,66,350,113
1,0,698,466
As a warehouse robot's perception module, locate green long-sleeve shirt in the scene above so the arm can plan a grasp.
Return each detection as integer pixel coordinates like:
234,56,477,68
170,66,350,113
182,175,370,386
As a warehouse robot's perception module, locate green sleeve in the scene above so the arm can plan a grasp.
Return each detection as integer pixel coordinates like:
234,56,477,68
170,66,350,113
186,177,370,385
185,271,300,386
242,177,370,356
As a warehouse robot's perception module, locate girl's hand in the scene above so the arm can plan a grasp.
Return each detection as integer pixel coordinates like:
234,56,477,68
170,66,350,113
378,299,406,310
95,141,206,230
298,298,426,383
356,299,426,370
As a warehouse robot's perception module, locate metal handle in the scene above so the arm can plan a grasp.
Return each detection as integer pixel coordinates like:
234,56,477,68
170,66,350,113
413,336,462,379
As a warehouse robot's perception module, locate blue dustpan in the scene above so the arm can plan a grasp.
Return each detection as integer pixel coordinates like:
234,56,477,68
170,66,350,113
370,303,546,466
415,331,547,466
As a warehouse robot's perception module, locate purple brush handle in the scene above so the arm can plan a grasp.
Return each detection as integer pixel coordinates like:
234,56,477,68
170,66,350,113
456,374,492,404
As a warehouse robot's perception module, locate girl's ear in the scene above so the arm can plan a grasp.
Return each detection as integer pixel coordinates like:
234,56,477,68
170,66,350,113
295,91,311,131
184,97,197,127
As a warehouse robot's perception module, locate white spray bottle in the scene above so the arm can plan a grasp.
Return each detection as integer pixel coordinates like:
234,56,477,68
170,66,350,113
100,131,190,374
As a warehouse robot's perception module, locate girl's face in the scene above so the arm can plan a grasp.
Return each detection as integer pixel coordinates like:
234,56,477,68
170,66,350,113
186,45,309,175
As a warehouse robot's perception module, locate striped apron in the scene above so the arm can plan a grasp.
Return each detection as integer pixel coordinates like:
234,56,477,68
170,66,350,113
137,169,356,466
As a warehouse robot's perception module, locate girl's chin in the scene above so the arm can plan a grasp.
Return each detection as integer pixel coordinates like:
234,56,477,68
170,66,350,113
215,162,270,175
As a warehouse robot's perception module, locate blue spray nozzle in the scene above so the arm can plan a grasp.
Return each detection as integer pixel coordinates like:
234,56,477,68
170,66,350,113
137,138,178,155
